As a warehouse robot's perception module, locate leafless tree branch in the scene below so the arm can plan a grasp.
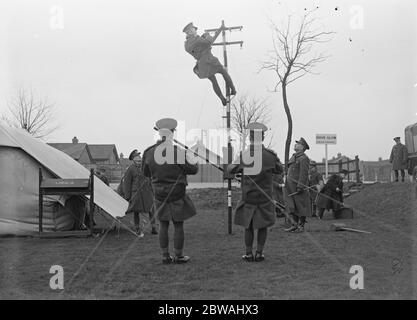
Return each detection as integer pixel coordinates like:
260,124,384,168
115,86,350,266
260,8,335,168
231,93,272,151
2,87,59,138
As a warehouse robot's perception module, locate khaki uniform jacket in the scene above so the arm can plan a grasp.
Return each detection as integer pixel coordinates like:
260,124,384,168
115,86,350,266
284,152,312,217
390,143,408,170
123,163,154,214
228,145,283,229
184,34,224,79
142,140,198,222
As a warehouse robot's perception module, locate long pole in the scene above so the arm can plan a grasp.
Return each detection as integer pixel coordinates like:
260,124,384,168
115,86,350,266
205,21,243,235
325,143,329,179
221,20,233,235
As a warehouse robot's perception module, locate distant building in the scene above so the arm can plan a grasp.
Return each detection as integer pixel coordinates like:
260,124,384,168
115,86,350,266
360,158,392,182
48,137,94,165
316,153,351,175
315,153,361,182
187,141,224,183
49,137,122,183
88,144,120,165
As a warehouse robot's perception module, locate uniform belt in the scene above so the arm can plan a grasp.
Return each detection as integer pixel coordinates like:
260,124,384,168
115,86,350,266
154,184,186,203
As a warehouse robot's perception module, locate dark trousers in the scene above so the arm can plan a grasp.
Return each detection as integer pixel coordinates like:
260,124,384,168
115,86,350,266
159,221,184,257
311,202,317,216
244,221,267,254
317,207,326,219
208,68,236,103
394,170,405,181
290,213,306,226
133,211,156,229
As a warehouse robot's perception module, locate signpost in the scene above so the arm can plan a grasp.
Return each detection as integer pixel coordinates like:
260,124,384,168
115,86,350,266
316,134,337,179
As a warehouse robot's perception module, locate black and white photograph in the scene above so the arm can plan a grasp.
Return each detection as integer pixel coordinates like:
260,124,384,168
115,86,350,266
0,0,416,305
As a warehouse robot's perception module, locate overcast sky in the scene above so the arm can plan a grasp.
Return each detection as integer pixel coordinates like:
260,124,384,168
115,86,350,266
0,0,416,162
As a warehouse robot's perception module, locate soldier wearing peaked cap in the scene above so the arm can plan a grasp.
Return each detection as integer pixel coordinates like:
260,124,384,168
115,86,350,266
227,122,283,262
284,137,312,233
142,118,198,264
124,149,157,236
183,22,236,106
390,137,408,182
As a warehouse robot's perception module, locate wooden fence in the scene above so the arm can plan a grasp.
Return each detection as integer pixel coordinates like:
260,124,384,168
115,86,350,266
316,155,361,182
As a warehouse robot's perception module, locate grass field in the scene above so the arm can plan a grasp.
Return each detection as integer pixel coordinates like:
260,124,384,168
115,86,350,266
0,182,416,300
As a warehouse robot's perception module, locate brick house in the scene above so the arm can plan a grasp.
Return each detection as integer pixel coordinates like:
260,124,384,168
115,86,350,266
48,137,94,166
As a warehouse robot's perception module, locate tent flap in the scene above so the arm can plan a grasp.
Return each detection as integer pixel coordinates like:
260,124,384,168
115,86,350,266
0,123,127,236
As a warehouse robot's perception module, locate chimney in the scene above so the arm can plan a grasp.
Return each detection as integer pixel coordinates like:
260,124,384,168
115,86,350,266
72,136,78,144
120,153,124,159
378,157,382,162
337,152,342,158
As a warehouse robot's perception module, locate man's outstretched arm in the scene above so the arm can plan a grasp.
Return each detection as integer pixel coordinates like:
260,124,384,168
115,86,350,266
203,25,224,44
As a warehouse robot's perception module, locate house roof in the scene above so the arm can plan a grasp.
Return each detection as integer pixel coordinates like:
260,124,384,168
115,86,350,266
88,144,119,162
329,154,351,163
190,141,223,164
361,159,391,165
48,143,93,162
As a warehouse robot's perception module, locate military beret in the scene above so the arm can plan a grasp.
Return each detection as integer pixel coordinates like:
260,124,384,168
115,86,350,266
128,149,141,161
246,122,268,132
393,137,401,141
296,137,310,150
310,160,317,167
156,118,177,131
183,22,197,33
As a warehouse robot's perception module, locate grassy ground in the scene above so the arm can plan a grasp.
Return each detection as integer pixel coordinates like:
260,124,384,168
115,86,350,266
0,183,416,300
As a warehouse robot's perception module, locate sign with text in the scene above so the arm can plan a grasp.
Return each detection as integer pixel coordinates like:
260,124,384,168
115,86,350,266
316,134,337,145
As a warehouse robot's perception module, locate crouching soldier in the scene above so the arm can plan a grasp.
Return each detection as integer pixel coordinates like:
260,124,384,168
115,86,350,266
142,118,198,264
284,138,312,232
227,122,283,262
316,169,348,219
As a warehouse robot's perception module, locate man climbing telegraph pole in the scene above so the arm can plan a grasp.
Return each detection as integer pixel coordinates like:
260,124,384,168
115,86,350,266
183,22,237,106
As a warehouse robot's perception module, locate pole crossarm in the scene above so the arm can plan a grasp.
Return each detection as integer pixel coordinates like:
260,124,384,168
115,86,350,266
212,41,244,47
205,26,243,33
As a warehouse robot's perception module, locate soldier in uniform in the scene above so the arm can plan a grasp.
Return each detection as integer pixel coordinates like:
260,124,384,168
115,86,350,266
316,169,348,219
284,138,312,233
124,150,157,236
390,137,408,182
272,172,286,217
96,167,110,186
227,122,283,262
183,22,236,106
142,118,198,264
309,161,324,217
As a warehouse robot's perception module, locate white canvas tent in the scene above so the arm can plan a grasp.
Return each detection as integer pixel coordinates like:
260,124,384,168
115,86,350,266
0,123,128,236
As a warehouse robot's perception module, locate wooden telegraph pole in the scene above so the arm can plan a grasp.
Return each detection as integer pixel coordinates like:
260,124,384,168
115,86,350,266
205,21,243,235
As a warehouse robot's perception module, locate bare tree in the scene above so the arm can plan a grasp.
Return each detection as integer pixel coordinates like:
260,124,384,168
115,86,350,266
2,88,58,138
231,94,271,151
261,9,334,171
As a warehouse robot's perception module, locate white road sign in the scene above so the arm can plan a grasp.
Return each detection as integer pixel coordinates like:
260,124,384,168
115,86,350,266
316,134,337,145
